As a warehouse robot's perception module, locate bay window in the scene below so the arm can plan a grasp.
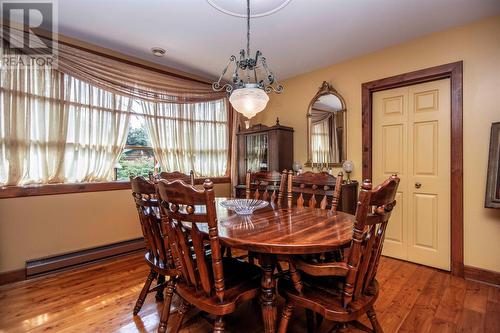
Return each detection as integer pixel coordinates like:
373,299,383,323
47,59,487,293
0,59,229,186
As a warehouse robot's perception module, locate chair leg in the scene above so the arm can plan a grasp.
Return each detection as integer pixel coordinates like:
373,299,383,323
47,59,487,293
248,251,255,265
171,301,190,333
367,306,384,333
278,302,294,333
155,274,165,301
158,279,176,333
305,309,315,333
213,315,225,333
134,269,157,315
315,313,324,329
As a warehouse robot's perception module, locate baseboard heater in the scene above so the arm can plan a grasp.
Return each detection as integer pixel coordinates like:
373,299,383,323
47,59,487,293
26,238,145,278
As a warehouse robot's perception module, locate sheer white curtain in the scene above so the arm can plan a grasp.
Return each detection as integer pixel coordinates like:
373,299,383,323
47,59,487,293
0,52,132,185
141,99,228,177
63,76,132,182
311,119,332,165
0,53,67,185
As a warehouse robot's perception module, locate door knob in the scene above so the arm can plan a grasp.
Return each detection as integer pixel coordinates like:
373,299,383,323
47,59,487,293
415,182,422,189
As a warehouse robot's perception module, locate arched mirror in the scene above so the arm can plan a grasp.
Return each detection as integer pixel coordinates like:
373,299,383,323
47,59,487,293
306,81,347,167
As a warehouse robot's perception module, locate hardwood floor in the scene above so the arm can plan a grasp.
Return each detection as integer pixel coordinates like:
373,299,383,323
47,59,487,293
0,253,498,332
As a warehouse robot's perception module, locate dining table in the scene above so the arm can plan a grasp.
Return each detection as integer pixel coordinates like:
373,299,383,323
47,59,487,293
189,198,356,333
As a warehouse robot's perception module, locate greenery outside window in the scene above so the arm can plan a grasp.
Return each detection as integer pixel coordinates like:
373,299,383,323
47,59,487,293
116,114,156,180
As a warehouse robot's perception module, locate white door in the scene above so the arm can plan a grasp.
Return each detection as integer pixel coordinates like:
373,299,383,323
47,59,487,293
372,79,451,271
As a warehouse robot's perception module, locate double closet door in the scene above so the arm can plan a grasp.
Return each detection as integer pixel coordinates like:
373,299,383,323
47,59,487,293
372,79,451,271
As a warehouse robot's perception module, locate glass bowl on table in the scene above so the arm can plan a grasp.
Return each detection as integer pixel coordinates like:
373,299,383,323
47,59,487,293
219,199,268,215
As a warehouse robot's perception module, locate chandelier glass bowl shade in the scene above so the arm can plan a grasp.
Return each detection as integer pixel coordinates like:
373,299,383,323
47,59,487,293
229,84,270,119
210,0,285,119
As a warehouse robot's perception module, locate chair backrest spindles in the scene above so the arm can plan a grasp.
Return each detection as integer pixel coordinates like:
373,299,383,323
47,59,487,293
157,179,226,303
287,171,344,211
246,170,287,206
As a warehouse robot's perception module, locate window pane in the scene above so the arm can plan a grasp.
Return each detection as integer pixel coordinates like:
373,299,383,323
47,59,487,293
116,148,154,180
117,114,154,180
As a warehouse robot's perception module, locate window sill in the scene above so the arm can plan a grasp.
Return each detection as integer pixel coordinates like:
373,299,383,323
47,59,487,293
0,176,231,199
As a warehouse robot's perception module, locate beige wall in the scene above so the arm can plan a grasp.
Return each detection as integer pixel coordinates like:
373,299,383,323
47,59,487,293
253,15,500,272
0,183,230,272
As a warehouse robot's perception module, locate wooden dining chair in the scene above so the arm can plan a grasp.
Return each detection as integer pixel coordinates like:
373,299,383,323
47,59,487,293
286,170,344,263
130,176,177,324
246,170,287,206
157,170,195,185
287,170,344,211
244,169,288,263
156,179,262,333
277,174,400,333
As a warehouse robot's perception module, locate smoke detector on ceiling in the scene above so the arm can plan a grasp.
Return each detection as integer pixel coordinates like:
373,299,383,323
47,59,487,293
151,47,166,57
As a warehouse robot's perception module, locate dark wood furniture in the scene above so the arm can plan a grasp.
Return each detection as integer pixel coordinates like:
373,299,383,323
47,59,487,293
238,173,358,215
485,122,500,208
150,170,195,185
130,176,178,333
188,197,356,333
245,169,288,264
246,170,287,205
287,171,357,214
158,170,195,185
287,171,343,211
277,175,400,333
236,118,294,185
156,180,262,333
287,170,345,263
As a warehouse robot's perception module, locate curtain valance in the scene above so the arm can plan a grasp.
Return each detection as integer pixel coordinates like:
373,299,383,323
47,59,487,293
2,26,226,104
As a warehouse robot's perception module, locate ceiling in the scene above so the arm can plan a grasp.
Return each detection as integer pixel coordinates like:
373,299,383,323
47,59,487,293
46,0,500,80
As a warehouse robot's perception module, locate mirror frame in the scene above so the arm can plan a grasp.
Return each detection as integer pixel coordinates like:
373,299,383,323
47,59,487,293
306,81,347,168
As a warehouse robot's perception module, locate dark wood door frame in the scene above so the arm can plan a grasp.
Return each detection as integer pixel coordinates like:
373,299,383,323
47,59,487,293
361,61,464,277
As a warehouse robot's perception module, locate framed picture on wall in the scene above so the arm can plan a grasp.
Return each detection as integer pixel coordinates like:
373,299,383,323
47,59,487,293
485,122,500,208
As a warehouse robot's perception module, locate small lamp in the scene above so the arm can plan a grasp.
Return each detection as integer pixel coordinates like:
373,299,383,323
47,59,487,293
292,161,302,175
342,160,354,183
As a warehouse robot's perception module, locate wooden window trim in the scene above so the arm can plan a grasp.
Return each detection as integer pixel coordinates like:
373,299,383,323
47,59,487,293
0,177,231,199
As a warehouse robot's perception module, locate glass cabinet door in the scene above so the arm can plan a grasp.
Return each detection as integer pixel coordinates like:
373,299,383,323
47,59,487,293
245,133,268,172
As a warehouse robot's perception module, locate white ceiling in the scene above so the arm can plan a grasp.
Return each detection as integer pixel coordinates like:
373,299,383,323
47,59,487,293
50,0,500,81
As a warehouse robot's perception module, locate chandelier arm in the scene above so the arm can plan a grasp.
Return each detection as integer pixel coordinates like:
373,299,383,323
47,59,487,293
264,84,284,94
260,57,273,84
212,55,237,91
232,60,240,84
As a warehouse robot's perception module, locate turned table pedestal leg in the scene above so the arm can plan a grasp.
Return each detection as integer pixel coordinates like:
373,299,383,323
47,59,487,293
260,254,277,333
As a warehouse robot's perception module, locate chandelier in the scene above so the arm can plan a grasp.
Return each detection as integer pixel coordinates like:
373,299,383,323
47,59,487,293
211,0,284,119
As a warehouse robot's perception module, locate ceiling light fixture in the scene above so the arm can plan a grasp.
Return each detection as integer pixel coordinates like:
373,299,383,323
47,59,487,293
151,47,166,57
211,0,284,119
207,0,291,18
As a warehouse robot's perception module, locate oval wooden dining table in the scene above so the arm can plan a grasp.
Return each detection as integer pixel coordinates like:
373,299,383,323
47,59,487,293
184,198,356,333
